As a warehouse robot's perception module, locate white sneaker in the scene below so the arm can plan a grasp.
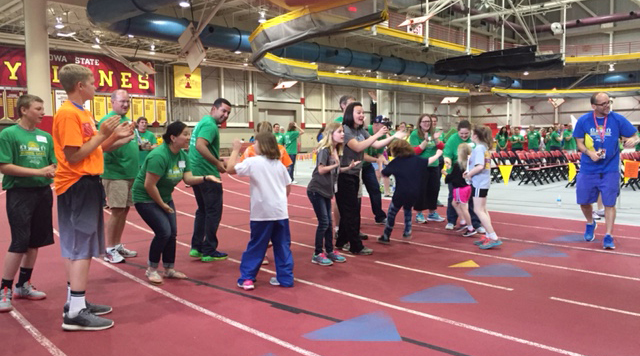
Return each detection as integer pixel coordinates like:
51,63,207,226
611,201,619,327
445,223,455,230
596,209,605,217
477,227,486,234
115,244,137,258
592,212,601,220
291,180,298,184
104,248,125,264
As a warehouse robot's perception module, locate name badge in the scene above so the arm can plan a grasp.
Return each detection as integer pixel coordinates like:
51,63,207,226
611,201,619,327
178,161,186,168
36,135,47,143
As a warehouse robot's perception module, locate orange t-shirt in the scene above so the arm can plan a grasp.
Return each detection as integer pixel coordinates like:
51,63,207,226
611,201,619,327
53,101,104,195
240,144,293,167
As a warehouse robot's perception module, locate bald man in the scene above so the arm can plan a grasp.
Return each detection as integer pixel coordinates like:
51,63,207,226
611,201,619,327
573,92,640,249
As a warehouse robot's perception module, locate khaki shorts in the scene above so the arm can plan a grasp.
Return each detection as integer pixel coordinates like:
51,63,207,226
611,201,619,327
103,179,134,208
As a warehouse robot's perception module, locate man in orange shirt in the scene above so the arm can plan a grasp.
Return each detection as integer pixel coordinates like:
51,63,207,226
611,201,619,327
53,64,133,331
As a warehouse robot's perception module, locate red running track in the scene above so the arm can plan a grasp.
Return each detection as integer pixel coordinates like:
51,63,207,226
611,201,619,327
1,176,639,356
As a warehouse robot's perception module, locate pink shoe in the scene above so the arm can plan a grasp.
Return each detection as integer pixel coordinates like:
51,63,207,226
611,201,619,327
237,280,255,291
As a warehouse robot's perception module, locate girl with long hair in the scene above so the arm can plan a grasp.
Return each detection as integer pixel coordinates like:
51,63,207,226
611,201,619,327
464,125,502,249
445,144,475,236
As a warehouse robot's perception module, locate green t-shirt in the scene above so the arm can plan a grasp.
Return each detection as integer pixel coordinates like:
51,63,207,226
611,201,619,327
495,134,507,149
563,129,577,150
188,115,221,178
509,134,523,149
132,144,190,203
409,130,439,167
274,132,285,145
443,133,474,172
636,132,640,151
334,116,343,123
364,125,385,167
138,130,157,166
0,125,56,190
549,131,562,148
99,112,139,179
284,131,300,155
527,131,541,150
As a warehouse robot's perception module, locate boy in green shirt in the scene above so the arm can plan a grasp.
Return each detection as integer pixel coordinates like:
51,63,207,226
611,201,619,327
189,98,232,262
563,124,577,153
284,122,304,182
273,123,284,145
136,116,157,165
549,124,563,151
99,89,140,264
509,127,524,152
0,95,56,313
526,125,541,152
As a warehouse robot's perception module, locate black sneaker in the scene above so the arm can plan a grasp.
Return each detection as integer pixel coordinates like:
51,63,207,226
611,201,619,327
462,229,477,237
62,308,114,331
402,231,412,240
201,251,228,262
359,232,369,240
377,235,390,245
63,301,112,316
375,218,387,225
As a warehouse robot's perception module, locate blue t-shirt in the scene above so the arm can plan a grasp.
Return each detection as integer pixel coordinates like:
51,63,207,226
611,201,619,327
573,111,637,174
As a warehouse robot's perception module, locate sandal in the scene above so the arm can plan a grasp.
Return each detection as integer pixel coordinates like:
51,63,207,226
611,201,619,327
164,269,188,279
146,269,164,285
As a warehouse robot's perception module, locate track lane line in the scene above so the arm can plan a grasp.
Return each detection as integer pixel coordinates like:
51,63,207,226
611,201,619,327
9,308,68,356
374,261,514,291
121,211,585,356
550,297,640,318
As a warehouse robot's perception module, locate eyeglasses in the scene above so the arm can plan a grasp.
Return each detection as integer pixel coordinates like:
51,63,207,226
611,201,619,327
594,100,613,107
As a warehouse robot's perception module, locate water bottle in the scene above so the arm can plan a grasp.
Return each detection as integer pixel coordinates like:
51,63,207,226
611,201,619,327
556,195,562,207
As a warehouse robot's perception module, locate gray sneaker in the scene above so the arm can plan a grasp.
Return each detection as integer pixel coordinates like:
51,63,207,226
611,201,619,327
14,282,46,300
63,301,112,316
269,277,280,286
115,244,137,258
0,287,12,313
351,247,373,255
62,308,114,331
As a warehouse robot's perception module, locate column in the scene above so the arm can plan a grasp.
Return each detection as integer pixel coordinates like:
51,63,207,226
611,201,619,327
24,0,53,115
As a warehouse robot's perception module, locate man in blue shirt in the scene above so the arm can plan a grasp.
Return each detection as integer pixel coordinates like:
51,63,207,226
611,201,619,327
573,92,639,249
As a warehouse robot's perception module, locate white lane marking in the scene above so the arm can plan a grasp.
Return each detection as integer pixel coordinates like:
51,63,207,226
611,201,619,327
494,221,640,241
172,187,640,281
503,237,640,258
550,297,640,318
95,259,322,356
9,309,68,356
391,238,640,282
123,212,584,356
374,261,513,291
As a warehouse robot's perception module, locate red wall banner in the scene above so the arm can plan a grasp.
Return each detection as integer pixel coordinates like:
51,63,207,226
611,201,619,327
0,45,155,95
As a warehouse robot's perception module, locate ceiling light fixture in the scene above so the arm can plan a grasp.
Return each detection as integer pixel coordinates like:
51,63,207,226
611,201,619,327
179,1,190,8
234,50,242,54
92,44,101,49
128,34,134,38
56,31,76,37
150,43,156,55
609,63,615,72
54,17,65,29
523,71,529,76
258,10,266,24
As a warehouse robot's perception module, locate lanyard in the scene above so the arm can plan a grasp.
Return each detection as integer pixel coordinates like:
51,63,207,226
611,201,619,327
592,112,607,144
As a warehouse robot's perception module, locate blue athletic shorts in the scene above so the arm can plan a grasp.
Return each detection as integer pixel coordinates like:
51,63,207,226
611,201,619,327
576,171,619,207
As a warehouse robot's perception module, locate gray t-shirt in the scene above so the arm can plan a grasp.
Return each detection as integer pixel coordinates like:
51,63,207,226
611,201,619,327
470,143,491,189
307,147,339,199
341,125,370,175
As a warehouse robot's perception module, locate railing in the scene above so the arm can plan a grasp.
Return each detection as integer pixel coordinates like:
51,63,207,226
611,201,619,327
386,11,640,57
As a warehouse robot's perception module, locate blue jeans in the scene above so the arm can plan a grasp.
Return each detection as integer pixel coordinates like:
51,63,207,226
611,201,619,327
307,191,334,255
135,201,177,268
288,154,297,181
191,180,223,256
446,182,481,228
361,163,386,222
384,200,412,237
238,220,294,287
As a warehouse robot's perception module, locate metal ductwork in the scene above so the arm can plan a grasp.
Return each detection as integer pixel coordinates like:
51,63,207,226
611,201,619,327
87,0,178,27
534,11,640,33
99,10,520,88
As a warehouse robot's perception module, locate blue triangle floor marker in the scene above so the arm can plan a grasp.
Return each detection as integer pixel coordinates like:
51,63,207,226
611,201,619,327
552,234,599,243
466,263,531,277
303,311,402,342
513,247,568,258
401,284,477,303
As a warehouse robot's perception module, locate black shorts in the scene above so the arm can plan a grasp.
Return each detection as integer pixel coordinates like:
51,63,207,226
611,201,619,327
6,186,54,253
471,186,489,198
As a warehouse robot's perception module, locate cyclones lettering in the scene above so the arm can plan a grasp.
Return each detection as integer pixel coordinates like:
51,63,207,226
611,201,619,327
0,45,155,95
